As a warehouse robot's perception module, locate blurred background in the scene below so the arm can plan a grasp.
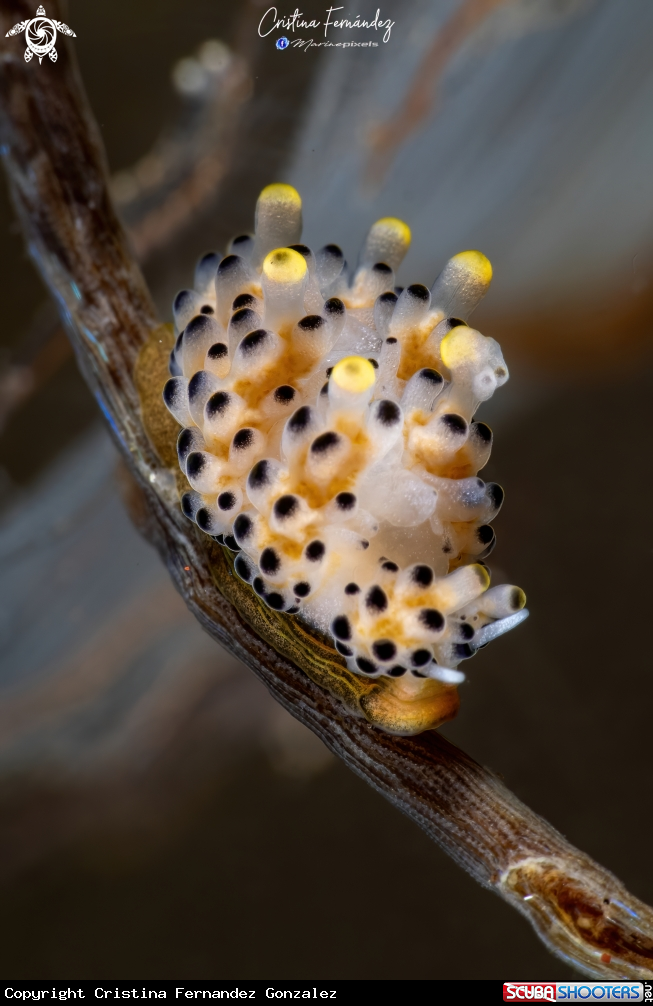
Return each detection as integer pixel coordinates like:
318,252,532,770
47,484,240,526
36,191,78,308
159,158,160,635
0,0,652,979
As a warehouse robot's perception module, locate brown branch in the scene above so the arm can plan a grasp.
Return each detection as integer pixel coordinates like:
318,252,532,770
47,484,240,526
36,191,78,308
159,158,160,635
1,0,652,979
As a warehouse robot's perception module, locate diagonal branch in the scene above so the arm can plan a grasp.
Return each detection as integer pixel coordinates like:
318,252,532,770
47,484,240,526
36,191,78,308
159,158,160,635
1,0,652,979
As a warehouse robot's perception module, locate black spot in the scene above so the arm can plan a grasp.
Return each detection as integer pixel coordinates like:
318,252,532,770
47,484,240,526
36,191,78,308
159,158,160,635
441,413,467,434
232,293,255,311
376,400,401,426
420,608,445,632
379,291,398,306
289,243,311,257
478,537,496,559
411,649,432,667
173,290,193,314
180,493,196,519
320,382,329,397
455,643,475,659
183,309,211,338
459,622,475,640
373,261,392,275
446,317,465,329
385,336,398,345
368,358,379,369
360,539,370,550
476,524,494,545
322,243,343,258
310,431,341,455
286,606,300,615
186,452,205,477
232,428,254,451
212,534,225,544
273,495,299,519
240,329,268,354
412,670,427,678
266,593,285,610
233,513,252,541
288,406,313,433
274,385,296,404
324,298,345,317
372,640,396,662
208,342,228,359
193,252,217,273
231,235,251,249
223,535,240,552
332,616,351,641
326,367,333,377
407,283,430,302
252,577,266,596
177,428,196,458
231,307,259,329
217,254,242,275
344,583,360,595
260,548,280,575
196,509,213,532
298,315,325,332
418,368,443,385
234,554,253,582
366,586,388,613
188,371,210,402
356,657,377,675
218,491,237,512
509,587,523,610
336,642,353,657
306,540,325,562
472,421,492,443
411,564,434,588
336,492,356,510
201,305,214,315
293,581,310,598
388,666,406,678
206,391,231,418
381,560,399,573
248,459,270,490
488,483,504,509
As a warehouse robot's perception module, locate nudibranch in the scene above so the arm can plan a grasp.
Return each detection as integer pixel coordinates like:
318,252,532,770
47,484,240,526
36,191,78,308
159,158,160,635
161,183,528,733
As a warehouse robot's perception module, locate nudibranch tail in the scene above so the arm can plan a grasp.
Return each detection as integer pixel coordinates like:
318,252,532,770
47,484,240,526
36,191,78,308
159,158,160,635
161,183,528,734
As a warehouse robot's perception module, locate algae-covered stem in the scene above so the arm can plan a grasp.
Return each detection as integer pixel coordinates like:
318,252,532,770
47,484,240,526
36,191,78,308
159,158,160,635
0,0,652,978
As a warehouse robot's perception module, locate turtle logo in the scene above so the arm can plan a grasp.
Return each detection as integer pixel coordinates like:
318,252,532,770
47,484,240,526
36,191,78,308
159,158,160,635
5,4,76,64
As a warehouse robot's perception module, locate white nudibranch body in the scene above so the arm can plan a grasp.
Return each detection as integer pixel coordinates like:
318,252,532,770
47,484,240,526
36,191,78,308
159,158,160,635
164,183,528,692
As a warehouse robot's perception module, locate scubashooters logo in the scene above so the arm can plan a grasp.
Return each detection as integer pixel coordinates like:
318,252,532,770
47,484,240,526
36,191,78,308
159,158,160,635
503,983,644,1001
5,4,76,64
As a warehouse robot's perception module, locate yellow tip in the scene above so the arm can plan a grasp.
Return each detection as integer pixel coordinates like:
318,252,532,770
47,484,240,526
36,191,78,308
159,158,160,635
440,325,484,369
371,217,411,248
451,250,492,285
263,247,307,284
332,356,377,394
258,183,302,209
470,563,491,592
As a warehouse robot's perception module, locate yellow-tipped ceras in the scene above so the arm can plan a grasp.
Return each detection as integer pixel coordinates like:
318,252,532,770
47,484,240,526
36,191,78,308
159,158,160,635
157,183,527,735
